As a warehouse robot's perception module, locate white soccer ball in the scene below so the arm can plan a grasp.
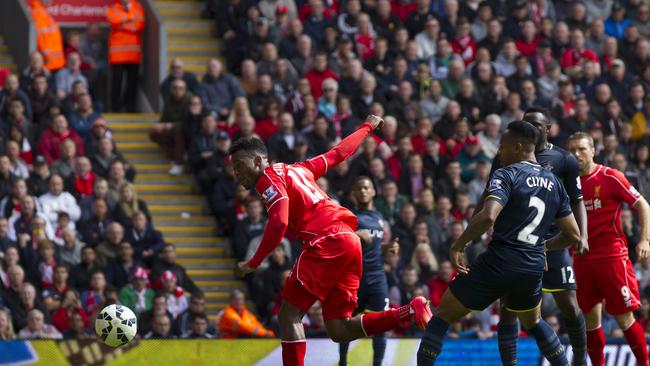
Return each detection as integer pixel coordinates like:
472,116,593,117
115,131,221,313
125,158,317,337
95,304,137,347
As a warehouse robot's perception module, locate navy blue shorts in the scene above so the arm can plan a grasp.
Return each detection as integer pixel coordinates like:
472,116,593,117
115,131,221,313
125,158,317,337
449,254,543,312
356,272,389,313
542,249,577,292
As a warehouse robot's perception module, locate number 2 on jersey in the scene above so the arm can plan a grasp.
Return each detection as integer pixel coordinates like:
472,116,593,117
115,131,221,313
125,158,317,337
517,196,546,245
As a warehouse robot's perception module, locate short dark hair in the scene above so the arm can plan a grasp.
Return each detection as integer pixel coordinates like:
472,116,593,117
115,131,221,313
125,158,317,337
523,106,550,125
190,313,208,323
354,175,373,185
506,120,539,147
229,137,268,157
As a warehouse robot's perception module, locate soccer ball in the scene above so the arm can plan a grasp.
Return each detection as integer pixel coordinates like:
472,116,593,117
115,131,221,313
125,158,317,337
95,304,137,347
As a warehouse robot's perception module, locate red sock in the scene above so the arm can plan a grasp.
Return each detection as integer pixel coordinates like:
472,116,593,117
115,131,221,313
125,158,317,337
623,321,649,366
361,305,411,336
587,327,606,366
282,340,306,366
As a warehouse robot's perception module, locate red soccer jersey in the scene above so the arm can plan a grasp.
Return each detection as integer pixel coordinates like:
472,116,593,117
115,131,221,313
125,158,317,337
255,157,358,243
577,164,642,263
246,122,374,269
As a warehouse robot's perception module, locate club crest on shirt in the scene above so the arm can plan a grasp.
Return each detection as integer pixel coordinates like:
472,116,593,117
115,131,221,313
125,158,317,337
594,185,600,198
488,178,502,191
262,186,278,202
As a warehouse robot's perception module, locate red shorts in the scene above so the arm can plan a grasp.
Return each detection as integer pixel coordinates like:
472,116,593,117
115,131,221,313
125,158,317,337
281,223,362,321
574,257,640,315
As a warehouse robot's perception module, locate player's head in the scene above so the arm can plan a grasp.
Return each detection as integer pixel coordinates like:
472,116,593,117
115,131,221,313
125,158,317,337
499,121,539,166
567,132,596,174
352,176,376,206
523,106,550,147
228,137,268,189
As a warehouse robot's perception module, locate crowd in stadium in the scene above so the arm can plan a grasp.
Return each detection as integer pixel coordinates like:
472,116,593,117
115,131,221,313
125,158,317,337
1,0,650,343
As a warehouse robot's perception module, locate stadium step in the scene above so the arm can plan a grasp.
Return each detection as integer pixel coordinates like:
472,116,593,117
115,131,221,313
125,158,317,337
106,113,240,314
155,0,222,81
0,36,16,73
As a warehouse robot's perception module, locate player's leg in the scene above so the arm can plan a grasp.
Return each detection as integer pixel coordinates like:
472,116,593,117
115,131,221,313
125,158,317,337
278,300,308,366
417,288,472,365
573,260,606,366
338,286,366,366
496,300,520,366
603,258,648,365
515,304,569,366
552,290,587,366
418,260,503,366
367,281,390,366
279,259,321,366
324,232,431,344
613,311,650,366
509,272,568,366
338,341,350,366
584,303,605,366
323,286,430,343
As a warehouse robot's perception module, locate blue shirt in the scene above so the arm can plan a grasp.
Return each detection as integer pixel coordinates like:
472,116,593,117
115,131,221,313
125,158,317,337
485,161,572,274
491,144,582,241
355,209,386,278
605,17,632,40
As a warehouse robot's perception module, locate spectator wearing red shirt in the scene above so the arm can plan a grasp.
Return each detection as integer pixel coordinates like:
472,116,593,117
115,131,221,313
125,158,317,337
451,18,478,66
515,20,542,58
560,29,598,73
411,117,432,155
253,99,282,142
73,157,95,199
63,32,91,72
52,289,88,332
304,52,338,100
355,13,376,61
391,0,417,22
427,260,456,307
37,114,85,164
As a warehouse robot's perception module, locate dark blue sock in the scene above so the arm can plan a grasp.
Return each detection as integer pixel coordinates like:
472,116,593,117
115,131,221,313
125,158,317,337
417,317,449,366
564,314,587,366
372,333,387,366
339,342,349,366
527,321,569,366
498,321,519,365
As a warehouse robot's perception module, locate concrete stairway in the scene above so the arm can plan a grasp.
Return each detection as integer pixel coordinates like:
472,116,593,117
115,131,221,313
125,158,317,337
106,113,241,319
0,36,17,73
155,0,223,78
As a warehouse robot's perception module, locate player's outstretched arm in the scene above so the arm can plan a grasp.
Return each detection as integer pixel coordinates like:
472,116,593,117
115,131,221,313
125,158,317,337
545,214,581,251
314,115,383,177
235,197,290,277
633,197,650,260
450,199,504,274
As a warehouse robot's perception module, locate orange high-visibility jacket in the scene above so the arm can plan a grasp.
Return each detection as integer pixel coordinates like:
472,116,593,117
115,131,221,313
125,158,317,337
218,305,276,339
106,0,145,65
31,0,65,71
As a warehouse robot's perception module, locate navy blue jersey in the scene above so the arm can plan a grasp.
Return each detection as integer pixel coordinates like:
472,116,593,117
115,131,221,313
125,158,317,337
490,144,582,240
355,209,386,276
486,161,573,274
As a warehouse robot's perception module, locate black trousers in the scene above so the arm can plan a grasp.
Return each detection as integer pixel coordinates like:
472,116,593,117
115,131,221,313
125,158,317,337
110,63,139,112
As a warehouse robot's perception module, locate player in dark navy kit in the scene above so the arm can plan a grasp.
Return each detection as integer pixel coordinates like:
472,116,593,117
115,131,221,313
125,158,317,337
339,176,392,366
485,108,590,366
417,121,581,366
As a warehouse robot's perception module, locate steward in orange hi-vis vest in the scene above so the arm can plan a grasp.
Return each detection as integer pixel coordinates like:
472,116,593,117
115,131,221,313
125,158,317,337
106,0,145,65
30,0,65,71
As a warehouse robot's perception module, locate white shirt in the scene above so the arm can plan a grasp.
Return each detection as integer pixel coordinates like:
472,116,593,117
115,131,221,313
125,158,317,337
39,191,81,227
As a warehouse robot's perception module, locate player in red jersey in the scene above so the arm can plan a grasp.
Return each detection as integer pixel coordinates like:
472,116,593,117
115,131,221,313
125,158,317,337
230,115,432,366
568,132,650,366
